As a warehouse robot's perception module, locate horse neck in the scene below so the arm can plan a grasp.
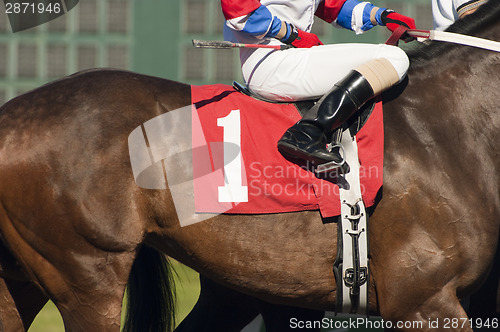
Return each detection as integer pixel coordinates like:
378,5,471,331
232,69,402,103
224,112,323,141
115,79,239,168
394,20,500,155
382,24,500,222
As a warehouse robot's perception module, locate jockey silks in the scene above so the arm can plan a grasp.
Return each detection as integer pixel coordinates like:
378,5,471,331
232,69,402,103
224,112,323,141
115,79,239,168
221,0,410,101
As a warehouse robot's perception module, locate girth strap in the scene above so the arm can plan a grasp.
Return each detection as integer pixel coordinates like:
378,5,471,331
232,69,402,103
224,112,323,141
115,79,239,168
333,128,370,315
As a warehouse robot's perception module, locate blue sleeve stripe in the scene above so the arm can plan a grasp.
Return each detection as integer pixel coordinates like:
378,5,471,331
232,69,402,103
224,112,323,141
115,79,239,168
362,3,373,26
337,0,358,30
337,0,386,32
242,5,281,38
374,7,385,25
361,2,377,31
362,3,385,26
267,14,282,37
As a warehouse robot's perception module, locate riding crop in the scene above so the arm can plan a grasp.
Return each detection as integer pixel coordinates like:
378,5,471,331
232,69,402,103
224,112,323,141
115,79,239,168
192,39,293,50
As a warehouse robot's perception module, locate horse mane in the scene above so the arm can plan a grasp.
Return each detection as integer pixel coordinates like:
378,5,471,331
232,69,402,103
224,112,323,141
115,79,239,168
407,0,500,68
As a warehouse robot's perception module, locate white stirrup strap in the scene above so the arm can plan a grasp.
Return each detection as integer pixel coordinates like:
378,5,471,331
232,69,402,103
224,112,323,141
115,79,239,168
337,129,369,315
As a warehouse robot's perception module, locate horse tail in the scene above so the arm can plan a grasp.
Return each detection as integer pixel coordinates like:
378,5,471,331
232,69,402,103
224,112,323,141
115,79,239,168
122,244,177,332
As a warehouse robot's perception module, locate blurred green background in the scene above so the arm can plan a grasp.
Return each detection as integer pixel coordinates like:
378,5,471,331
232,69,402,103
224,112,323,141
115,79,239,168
0,0,433,105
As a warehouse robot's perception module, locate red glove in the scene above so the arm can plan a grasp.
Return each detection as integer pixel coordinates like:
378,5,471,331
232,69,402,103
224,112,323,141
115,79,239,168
381,10,416,32
281,24,323,48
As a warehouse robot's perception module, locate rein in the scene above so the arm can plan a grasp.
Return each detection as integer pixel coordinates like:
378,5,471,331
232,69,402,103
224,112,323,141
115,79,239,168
386,25,500,53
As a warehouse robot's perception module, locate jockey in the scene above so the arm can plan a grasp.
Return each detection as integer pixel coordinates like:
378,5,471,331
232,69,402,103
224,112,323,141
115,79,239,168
221,0,415,172
432,0,488,31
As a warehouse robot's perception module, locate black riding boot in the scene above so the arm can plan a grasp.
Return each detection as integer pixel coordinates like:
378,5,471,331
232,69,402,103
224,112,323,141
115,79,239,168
277,70,375,172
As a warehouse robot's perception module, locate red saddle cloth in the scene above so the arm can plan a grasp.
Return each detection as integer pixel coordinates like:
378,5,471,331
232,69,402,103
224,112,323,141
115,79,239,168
192,84,383,218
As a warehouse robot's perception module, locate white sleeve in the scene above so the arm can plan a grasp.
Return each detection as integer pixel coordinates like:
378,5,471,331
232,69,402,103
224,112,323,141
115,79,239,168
433,0,487,30
432,0,458,31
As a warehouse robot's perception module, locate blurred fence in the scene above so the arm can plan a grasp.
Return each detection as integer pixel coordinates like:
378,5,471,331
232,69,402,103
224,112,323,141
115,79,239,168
0,0,433,105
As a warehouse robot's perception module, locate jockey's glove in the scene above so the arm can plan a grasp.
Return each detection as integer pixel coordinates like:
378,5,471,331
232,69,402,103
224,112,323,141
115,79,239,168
279,23,323,48
381,10,416,32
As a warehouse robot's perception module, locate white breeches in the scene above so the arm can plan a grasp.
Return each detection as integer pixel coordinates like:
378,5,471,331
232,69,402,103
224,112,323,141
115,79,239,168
240,43,409,102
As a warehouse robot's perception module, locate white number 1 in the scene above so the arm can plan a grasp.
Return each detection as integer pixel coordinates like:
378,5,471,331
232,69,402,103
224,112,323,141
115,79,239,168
217,110,248,203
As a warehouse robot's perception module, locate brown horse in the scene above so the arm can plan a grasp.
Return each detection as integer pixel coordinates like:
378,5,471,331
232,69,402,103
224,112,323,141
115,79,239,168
0,2,499,331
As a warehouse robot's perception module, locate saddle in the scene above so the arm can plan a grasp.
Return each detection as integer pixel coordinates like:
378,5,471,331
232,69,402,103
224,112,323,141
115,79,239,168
232,81,377,138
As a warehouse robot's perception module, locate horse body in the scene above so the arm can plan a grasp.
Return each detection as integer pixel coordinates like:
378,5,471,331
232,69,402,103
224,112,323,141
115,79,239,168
0,3,499,331
149,211,339,307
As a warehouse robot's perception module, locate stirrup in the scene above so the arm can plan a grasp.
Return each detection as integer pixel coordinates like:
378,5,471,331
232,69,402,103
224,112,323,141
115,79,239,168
314,144,349,174
315,160,349,174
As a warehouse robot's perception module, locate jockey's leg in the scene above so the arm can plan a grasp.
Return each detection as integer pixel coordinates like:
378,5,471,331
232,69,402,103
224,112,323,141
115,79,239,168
277,58,400,172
